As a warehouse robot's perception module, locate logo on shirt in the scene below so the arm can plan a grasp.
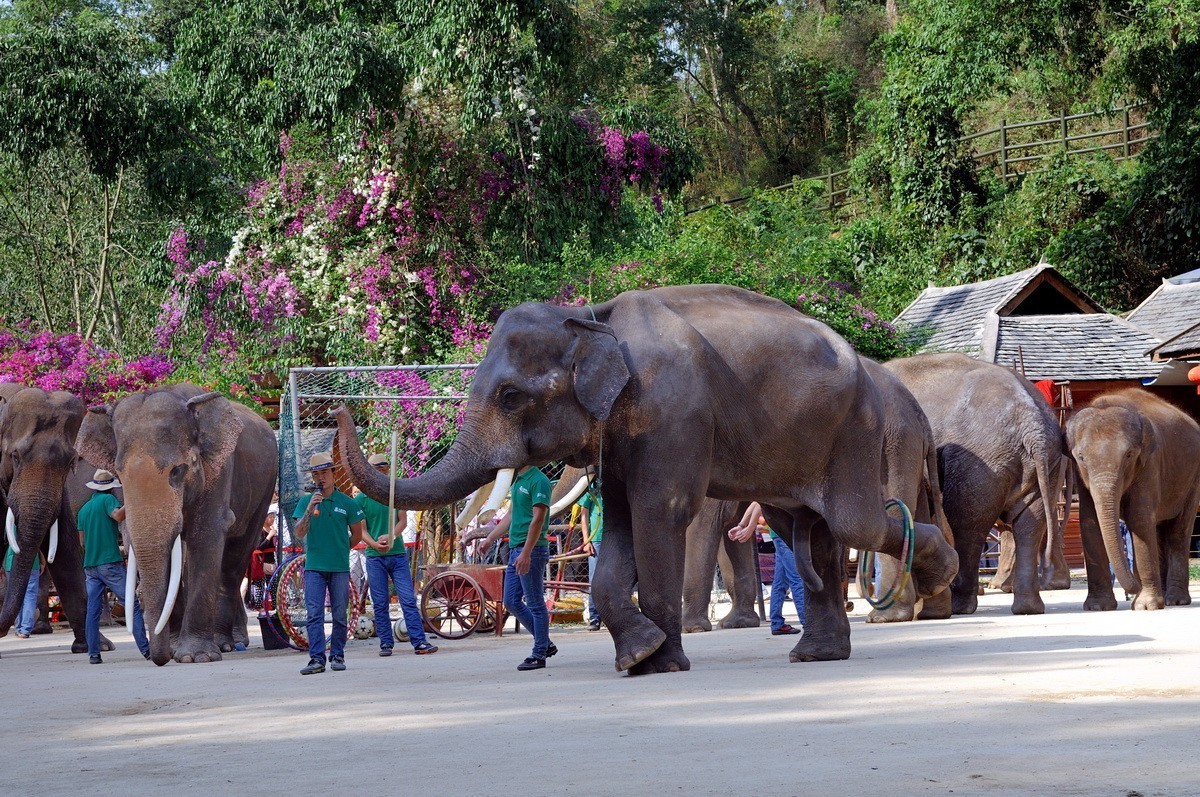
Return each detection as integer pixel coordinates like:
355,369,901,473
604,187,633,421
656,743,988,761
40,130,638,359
518,486,530,495
333,506,347,516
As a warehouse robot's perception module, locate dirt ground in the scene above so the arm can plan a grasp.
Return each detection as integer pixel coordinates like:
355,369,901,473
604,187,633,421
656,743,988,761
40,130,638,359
2,583,1198,797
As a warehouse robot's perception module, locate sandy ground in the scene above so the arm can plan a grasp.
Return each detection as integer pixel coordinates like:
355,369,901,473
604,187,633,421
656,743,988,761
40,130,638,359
2,583,1198,797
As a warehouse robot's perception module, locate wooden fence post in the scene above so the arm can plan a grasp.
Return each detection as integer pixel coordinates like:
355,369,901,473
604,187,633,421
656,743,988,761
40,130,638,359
828,172,835,212
1123,105,1131,159
1061,111,1068,155
1000,119,1008,179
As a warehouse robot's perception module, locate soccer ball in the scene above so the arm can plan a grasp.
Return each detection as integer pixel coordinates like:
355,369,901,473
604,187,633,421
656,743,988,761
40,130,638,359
354,615,375,640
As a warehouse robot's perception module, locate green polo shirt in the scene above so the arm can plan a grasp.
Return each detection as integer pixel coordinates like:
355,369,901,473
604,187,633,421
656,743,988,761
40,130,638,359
78,492,123,568
578,491,603,544
293,490,365,572
507,467,551,549
354,493,402,557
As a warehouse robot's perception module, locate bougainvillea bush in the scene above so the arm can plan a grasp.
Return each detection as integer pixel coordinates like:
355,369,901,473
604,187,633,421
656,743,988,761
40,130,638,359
154,108,688,371
0,322,176,403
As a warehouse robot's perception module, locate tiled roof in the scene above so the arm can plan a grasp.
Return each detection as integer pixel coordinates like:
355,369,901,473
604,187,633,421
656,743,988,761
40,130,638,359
895,265,1045,354
1149,321,1200,361
1126,279,1200,339
994,315,1163,380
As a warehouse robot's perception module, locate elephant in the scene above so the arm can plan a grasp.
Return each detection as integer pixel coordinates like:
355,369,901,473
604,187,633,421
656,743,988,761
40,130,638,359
989,458,1073,593
0,384,109,654
76,384,278,665
336,284,959,673
680,498,762,633
885,353,1065,616
1065,388,1200,611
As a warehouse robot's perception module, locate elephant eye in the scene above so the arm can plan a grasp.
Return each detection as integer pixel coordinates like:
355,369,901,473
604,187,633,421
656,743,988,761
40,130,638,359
169,463,187,488
498,386,526,413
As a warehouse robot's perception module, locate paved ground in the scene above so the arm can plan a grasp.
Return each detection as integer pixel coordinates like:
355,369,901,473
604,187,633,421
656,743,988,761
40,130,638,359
2,583,1198,796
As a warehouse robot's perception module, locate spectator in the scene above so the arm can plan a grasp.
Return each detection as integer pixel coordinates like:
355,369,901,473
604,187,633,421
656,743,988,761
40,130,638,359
77,469,149,664
356,452,438,657
292,453,370,675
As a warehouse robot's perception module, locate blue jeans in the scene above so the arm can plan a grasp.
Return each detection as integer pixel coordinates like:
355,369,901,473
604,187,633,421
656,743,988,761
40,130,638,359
587,541,601,624
770,537,806,631
15,565,40,635
504,546,551,658
366,553,428,649
85,562,149,657
304,570,349,663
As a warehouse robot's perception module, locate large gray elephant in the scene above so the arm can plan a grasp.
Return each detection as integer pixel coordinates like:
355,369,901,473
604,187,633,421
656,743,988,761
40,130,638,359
1065,388,1200,611
885,353,1065,616
0,384,103,654
336,285,959,673
76,384,277,665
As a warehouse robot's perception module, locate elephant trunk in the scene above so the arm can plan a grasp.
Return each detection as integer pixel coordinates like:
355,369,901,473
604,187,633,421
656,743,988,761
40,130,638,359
130,528,181,667
0,493,61,635
334,406,500,509
1094,479,1139,595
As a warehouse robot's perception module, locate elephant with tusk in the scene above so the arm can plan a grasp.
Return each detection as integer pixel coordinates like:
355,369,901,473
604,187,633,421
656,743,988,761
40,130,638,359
76,384,277,665
335,285,959,673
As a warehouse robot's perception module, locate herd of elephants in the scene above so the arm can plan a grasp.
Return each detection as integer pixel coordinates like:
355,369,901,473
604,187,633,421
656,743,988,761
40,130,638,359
1,284,1198,673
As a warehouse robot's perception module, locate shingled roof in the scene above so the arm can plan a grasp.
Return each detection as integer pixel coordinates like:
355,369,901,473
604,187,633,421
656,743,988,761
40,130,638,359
1125,279,1200,339
1148,321,1200,362
995,315,1163,380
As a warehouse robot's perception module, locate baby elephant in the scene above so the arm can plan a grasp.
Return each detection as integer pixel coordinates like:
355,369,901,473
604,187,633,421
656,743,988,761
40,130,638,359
1067,388,1200,611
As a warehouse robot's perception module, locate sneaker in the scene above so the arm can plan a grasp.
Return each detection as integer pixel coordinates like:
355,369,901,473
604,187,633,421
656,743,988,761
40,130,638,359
379,646,393,657
771,624,802,635
142,651,151,660
517,656,545,671
300,658,326,675
545,642,558,658
15,633,29,639
330,656,346,671
588,620,602,631
89,654,103,664
413,642,438,655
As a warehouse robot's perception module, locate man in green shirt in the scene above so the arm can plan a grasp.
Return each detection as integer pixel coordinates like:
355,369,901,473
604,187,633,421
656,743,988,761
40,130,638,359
480,465,557,671
292,452,371,675
356,452,438,657
77,469,149,664
578,489,603,631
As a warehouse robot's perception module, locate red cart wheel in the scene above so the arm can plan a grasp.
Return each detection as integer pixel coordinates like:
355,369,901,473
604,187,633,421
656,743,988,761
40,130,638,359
273,555,361,650
421,571,485,639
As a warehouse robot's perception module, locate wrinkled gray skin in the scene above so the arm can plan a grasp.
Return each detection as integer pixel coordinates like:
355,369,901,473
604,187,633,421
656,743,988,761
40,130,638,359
76,384,277,665
0,384,112,654
886,353,1065,616
1066,389,1200,611
861,358,955,623
680,499,761,633
990,460,1073,593
337,285,958,673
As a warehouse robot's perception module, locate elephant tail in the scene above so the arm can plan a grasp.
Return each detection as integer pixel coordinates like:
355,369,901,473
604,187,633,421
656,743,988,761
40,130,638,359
1029,436,1065,553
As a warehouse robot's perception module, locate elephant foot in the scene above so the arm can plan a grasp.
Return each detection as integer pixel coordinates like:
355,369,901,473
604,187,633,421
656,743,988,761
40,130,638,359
1132,593,1165,611
788,630,851,663
717,608,761,629
31,621,52,634
1010,592,1045,615
911,522,959,599
626,641,691,675
866,603,915,623
916,591,952,620
175,638,224,664
1083,592,1118,611
1164,589,1192,606
612,619,668,672
1040,575,1072,591
950,587,978,615
681,613,712,634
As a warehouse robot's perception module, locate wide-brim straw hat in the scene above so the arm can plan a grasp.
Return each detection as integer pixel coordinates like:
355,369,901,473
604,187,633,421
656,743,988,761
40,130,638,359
308,452,335,472
367,453,389,467
86,469,121,491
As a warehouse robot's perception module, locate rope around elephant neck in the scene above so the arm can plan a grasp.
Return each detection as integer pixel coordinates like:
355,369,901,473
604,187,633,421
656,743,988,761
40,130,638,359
855,498,915,611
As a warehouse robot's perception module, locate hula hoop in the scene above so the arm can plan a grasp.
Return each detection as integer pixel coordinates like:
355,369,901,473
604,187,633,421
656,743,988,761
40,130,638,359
272,554,362,650
856,498,915,611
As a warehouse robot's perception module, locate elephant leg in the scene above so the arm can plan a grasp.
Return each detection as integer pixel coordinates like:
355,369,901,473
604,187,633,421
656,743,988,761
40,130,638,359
865,553,917,623
1078,488,1118,611
1040,467,1073,590
1128,504,1165,611
1161,509,1195,606
32,572,52,634
215,529,258,651
593,480,668,673
717,523,761,629
786,519,850,663
989,527,1015,592
681,500,726,634
1007,502,1046,615
42,516,98,653
626,493,694,676
175,527,225,663
944,492,999,615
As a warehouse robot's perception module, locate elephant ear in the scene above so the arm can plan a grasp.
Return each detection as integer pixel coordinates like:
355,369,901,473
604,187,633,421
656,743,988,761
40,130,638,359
187,392,245,488
77,404,118,472
563,317,630,421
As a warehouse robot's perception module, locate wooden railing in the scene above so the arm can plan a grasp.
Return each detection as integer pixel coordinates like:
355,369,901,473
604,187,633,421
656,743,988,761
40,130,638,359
686,104,1154,216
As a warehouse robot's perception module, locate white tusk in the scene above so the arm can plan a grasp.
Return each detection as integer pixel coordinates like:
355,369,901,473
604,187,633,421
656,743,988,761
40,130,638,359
125,542,138,628
454,483,493,531
47,520,58,564
477,468,515,525
548,471,595,518
5,509,18,555
154,537,183,636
